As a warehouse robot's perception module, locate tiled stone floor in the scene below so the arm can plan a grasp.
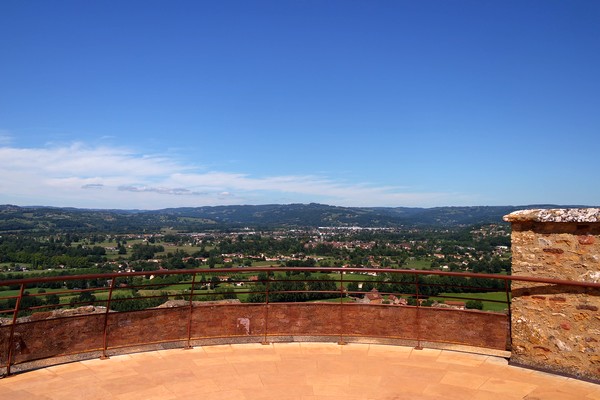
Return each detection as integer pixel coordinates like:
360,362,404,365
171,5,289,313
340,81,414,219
1,343,599,400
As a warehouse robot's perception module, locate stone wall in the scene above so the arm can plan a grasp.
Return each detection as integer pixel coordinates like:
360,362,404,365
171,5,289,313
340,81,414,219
504,208,600,381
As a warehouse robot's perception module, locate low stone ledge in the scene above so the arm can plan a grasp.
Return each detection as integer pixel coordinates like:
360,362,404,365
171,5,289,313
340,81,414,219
504,208,600,223
154,299,241,308
0,306,108,325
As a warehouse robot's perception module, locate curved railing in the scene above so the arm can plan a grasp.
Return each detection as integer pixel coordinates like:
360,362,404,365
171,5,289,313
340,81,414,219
1,267,599,376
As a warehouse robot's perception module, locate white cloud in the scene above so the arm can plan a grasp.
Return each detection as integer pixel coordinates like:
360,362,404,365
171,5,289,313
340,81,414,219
0,143,468,209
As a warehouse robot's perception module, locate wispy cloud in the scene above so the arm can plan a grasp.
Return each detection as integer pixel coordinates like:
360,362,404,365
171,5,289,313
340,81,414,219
0,143,467,209
82,183,104,189
0,130,13,145
118,185,208,196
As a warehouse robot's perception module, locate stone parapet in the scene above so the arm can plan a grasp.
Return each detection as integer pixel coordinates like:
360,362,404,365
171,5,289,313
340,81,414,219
504,208,600,381
0,302,508,375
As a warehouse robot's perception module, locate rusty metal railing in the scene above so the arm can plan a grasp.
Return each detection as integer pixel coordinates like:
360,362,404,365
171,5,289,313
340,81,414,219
1,267,599,376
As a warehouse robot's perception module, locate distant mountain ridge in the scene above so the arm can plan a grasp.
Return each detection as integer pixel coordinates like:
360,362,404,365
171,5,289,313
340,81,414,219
0,203,590,233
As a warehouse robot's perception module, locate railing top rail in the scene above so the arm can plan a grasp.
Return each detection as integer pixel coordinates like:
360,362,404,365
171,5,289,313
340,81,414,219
1,267,600,289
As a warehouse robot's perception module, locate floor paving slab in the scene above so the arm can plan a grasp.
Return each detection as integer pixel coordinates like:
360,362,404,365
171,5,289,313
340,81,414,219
0,342,598,399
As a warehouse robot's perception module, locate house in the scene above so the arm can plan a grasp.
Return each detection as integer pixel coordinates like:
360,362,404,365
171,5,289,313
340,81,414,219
388,294,407,305
364,288,383,304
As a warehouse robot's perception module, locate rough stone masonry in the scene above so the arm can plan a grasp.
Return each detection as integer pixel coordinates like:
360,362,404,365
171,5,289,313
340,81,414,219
504,208,600,381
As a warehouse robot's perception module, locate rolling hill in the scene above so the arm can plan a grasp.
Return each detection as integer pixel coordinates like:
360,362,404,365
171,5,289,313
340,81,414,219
0,203,586,233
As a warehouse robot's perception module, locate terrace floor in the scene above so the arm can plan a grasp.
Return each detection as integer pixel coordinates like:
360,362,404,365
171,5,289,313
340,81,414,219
1,342,599,400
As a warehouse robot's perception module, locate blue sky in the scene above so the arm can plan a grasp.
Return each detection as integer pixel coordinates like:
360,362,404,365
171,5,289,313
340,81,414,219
1,1,599,209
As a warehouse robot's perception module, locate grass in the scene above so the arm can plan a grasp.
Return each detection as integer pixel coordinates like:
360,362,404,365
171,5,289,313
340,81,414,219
403,259,432,270
0,287,67,299
157,244,203,256
0,287,134,304
160,283,193,291
0,262,32,268
251,261,280,267
434,291,510,312
309,297,354,303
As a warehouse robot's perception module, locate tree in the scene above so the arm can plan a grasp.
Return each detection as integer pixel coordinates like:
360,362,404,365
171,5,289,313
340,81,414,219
247,284,266,303
110,292,168,312
269,277,307,302
130,244,164,261
208,257,217,269
70,291,96,306
347,281,360,293
208,287,238,301
45,293,60,306
307,275,338,300
466,300,484,310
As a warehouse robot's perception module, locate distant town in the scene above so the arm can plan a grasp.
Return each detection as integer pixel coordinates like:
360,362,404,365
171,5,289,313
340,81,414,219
1,223,510,275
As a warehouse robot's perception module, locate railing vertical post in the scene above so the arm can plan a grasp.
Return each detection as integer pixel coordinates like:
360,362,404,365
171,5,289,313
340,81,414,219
5,283,25,376
262,276,270,345
338,270,346,345
414,274,423,350
101,277,117,360
504,279,512,351
185,273,197,349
